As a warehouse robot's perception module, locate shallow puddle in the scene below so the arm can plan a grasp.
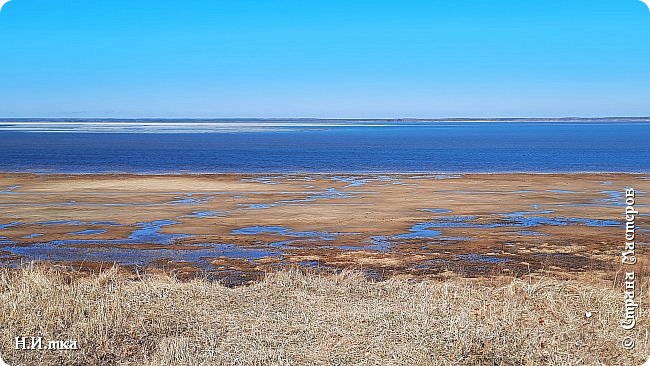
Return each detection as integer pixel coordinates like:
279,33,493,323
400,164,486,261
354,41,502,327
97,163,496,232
0,185,20,193
232,226,338,241
457,254,511,263
418,208,453,214
0,222,22,230
183,210,224,218
5,242,279,269
69,229,108,235
21,233,43,239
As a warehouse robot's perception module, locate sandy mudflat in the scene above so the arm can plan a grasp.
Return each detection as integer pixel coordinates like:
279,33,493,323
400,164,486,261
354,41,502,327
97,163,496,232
0,173,647,283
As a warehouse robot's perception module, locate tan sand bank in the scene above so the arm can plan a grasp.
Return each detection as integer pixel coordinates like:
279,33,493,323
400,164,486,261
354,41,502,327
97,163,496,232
0,173,647,283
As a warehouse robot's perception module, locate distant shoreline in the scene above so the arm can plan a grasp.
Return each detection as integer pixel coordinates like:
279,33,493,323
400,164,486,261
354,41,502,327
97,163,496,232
1,117,650,123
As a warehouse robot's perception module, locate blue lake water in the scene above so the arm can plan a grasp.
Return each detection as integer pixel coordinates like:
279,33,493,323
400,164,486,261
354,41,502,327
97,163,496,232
0,121,648,173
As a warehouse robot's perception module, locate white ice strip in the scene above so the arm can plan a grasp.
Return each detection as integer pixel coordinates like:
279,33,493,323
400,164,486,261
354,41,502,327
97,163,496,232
0,121,398,133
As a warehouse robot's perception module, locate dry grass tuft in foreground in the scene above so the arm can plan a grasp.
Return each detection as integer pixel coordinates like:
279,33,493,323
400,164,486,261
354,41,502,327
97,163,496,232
0,266,648,365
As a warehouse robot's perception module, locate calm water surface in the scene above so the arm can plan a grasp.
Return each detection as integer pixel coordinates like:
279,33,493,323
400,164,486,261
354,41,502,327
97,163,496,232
0,121,648,173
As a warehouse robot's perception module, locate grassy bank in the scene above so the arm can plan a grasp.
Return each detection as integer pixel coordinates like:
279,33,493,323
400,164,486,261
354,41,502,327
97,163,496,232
0,266,647,365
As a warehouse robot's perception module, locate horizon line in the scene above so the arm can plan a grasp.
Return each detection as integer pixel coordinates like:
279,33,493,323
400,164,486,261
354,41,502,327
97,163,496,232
1,116,650,122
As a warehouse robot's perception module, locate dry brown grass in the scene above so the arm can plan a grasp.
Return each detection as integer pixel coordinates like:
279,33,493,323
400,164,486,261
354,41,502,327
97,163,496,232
0,266,648,366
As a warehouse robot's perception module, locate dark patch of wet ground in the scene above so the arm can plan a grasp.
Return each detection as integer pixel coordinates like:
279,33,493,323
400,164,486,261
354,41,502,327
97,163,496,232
0,209,623,285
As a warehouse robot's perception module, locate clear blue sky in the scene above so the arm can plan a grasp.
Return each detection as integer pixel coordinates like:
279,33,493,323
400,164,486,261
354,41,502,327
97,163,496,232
0,0,649,118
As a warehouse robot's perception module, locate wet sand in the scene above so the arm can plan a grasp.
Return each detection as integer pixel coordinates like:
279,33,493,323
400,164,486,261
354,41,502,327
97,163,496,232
0,173,647,284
